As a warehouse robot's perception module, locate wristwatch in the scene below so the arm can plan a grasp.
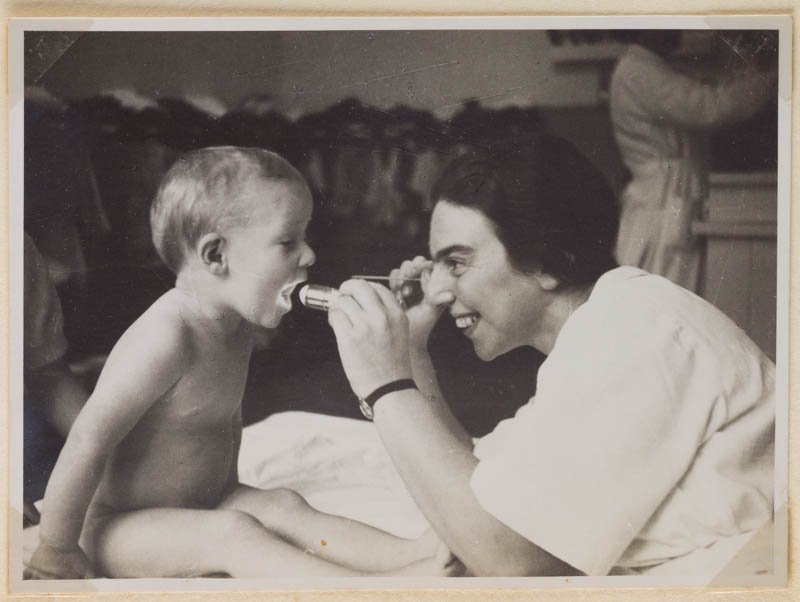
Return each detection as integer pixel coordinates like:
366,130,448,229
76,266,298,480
357,379,417,420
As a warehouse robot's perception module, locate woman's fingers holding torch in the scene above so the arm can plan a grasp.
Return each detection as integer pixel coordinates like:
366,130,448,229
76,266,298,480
339,279,406,325
328,279,401,337
390,256,432,306
327,280,412,399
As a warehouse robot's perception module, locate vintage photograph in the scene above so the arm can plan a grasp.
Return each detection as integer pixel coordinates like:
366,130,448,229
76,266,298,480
8,16,790,592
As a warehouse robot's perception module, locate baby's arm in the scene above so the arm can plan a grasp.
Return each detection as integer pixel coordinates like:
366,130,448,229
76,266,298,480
31,308,191,579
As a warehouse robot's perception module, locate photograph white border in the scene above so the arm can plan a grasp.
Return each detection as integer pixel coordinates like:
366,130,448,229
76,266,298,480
6,12,793,595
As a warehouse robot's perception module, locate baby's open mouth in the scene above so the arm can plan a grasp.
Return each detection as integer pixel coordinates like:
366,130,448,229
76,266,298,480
279,281,304,307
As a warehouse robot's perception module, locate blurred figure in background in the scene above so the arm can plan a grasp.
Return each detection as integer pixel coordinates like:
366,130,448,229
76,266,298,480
609,30,778,291
24,234,90,509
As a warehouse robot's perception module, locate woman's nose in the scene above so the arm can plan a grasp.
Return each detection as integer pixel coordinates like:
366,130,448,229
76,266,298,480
300,242,316,268
426,263,455,304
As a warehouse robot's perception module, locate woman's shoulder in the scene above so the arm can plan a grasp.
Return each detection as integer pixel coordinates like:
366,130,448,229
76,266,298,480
568,267,683,329
541,267,772,418
587,267,710,318
565,267,767,366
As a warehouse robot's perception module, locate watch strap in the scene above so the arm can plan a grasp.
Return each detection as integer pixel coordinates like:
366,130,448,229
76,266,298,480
358,378,417,420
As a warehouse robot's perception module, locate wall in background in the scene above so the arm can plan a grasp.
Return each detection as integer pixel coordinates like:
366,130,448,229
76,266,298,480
35,30,603,116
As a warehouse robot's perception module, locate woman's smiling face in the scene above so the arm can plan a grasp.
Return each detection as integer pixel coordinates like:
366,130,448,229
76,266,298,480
427,200,552,360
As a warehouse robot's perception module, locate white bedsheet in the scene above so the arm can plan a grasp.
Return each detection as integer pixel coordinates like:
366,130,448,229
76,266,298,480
237,411,429,539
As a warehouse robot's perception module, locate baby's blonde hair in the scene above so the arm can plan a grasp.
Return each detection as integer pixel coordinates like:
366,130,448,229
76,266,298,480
150,146,306,273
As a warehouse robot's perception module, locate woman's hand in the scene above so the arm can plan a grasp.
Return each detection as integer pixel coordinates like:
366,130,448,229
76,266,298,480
327,279,414,399
25,542,98,580
389,256,454,351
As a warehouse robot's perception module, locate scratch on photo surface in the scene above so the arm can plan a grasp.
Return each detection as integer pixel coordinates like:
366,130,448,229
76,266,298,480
717,33,775,85
26,32,85,86
338,60,460,90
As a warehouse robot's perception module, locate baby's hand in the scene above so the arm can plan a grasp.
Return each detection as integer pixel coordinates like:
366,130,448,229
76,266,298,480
25,543,98,580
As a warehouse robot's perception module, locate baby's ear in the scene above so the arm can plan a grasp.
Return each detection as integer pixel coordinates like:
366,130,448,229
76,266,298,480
198,233,227,275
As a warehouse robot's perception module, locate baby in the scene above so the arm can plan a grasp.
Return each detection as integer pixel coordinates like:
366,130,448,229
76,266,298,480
26,147,452,579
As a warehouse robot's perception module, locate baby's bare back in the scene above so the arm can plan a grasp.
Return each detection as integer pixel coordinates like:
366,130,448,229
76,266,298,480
93,291,253,512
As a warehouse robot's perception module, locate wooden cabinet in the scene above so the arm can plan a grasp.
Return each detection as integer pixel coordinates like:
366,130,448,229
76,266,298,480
692,172,777,360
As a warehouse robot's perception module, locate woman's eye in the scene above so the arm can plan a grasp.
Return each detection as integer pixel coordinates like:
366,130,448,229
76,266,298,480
445,258,466,275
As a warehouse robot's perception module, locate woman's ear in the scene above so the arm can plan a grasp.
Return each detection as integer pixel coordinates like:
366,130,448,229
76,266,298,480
533,271,560,291
198,233,227,275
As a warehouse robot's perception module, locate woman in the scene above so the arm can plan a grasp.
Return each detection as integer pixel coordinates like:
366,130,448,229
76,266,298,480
609,31,777,291
325,135,775,578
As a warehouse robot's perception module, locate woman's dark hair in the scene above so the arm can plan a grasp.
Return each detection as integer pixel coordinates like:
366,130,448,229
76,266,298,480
431,134,619,288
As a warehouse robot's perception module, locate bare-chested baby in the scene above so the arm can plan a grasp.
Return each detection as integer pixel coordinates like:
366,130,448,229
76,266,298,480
26,147,454,579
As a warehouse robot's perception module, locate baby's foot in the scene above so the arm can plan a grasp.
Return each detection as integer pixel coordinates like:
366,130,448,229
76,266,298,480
433,537,466,577
383,540,464,577
415,527,444,558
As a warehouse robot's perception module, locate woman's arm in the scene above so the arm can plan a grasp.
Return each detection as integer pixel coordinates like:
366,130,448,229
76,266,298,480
328,281,581,576
372,389,580,577
407,344,473,452
389,257,473,451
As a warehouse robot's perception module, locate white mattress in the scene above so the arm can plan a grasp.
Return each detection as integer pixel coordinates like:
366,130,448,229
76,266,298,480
23,411,773,583
236,411,429,538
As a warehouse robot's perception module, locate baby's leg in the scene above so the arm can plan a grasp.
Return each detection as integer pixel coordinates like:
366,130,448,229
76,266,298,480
219,485,443,572
81,506,395,578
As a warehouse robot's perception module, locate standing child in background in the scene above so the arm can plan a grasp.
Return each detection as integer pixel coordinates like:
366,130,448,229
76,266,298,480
610,30,777,292
26,147,452,580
